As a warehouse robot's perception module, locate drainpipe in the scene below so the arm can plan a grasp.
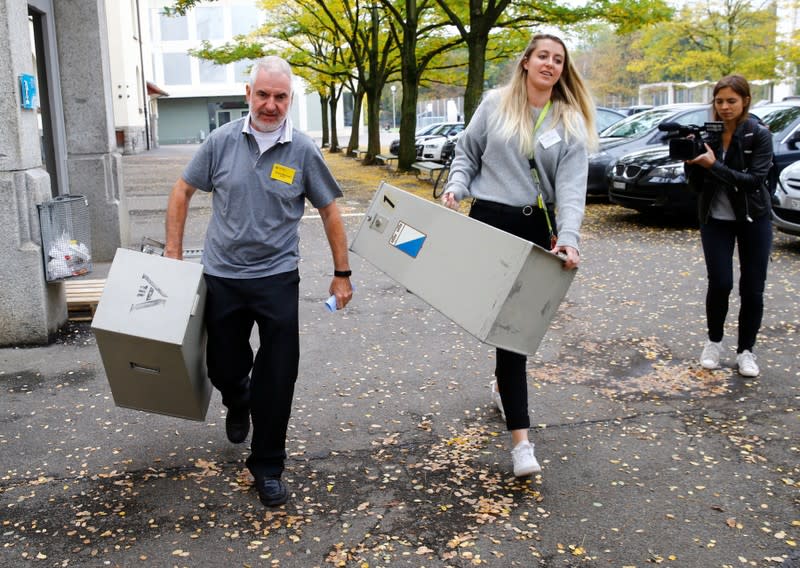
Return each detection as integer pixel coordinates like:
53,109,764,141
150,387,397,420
136,0,151,150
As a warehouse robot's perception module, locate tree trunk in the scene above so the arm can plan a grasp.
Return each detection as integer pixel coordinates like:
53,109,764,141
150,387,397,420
366,89,382,160
364,3,382,163
319,93,330,148
463,33,489,124
347,88,365,156
328,94,341,153
397,0,420,171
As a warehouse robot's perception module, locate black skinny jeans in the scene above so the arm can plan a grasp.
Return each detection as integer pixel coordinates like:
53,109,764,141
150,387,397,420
469,199,553,431
203,270,301,478
700,216,772,353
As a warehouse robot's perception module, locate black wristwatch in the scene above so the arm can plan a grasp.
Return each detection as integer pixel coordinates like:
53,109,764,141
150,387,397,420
333,270,352,278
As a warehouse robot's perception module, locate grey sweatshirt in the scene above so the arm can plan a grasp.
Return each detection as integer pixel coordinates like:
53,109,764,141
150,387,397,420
445,90,589,251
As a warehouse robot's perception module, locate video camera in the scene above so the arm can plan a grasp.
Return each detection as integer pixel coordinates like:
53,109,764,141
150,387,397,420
657,121,724,161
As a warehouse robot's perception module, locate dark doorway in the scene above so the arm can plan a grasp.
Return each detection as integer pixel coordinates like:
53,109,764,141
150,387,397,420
28,1,68,196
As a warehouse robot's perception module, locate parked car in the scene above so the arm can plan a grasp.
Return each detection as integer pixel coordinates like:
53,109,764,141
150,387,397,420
587,104,711,194
596,107,626,133
440,137,457,163
389,121,462,155
415,122,465,162
772,160,800,237
607,102,800,215
607,146,695,214
618,105,654,116
751,102,800,184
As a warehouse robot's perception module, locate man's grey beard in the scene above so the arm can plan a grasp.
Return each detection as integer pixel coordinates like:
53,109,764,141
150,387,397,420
249,111,283,133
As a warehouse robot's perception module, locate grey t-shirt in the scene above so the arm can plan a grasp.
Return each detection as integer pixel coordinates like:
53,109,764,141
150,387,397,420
445,90,589,251
709,150,736,220
182,116,343,279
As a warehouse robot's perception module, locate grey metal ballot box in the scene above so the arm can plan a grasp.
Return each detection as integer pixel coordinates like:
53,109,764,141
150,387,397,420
350,183,576,356
91,248,211,421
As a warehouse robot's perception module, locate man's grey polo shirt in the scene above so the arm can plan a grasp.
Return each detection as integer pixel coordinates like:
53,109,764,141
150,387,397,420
182,116,343,279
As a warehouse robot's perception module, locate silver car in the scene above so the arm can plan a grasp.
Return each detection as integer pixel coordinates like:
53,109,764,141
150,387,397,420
415,122,464,162
773,160,800,237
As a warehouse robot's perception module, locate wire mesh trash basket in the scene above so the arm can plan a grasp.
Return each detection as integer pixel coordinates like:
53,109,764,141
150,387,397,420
38,195,93,281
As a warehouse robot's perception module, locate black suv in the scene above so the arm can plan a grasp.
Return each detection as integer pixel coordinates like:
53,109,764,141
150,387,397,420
587,104,710,195
607,102,800,214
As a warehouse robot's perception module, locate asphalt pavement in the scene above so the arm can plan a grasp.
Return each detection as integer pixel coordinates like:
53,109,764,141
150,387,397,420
1,145,799,568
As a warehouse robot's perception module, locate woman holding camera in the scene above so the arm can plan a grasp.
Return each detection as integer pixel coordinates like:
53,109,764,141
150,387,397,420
685,74,774,377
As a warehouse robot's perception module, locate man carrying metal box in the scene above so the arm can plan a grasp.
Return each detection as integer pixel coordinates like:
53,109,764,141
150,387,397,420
165,56,353,507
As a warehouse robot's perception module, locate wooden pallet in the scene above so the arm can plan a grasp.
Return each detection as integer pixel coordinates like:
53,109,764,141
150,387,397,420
64,278,106,322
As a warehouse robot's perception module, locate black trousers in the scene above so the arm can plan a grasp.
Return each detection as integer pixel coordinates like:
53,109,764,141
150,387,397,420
203,270,300,478
469,199,552,431
700,216,772,353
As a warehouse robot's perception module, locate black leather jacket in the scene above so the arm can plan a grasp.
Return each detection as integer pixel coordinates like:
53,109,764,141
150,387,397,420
685,116,774,223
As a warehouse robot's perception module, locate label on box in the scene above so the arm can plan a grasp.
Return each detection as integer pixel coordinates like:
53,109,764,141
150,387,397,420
389,221,426,258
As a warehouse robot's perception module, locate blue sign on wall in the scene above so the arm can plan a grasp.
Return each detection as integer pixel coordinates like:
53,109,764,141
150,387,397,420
19,74,38,110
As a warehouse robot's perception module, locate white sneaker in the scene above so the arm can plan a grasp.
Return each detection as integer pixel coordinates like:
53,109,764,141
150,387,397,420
489,380,506,421
511,440,541,477
736,350,759,377
700,340,722,369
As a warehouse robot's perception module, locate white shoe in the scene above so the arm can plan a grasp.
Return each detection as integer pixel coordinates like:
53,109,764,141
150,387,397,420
511,440,541,477
736,350,759,377
489,380,505,421
700,340,722,369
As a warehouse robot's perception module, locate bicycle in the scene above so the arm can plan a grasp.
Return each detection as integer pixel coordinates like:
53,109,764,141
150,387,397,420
432,161,450,199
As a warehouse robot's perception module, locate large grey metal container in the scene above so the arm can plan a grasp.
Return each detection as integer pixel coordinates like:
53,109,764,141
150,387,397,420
350,183,576,356
91,248,211,421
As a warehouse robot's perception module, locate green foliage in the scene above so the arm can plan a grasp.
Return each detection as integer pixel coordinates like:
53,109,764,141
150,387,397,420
162,0,205,16
586,0,672,34
168,0,793,132
572,25,648,106
189,40,267,65
627,0,783,82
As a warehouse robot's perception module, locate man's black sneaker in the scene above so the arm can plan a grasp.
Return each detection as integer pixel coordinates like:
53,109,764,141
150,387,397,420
254,476,288,507
225,406,250,444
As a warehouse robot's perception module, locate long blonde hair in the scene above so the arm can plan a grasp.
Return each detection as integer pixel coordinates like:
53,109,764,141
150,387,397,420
495,33,598,155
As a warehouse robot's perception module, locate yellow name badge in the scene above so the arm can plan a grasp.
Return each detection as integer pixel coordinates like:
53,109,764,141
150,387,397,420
270,163,296,185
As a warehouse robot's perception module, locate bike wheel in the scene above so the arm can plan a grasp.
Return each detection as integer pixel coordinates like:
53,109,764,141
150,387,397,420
432,166,449,199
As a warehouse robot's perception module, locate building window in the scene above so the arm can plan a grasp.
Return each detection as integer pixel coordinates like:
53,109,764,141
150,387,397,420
199,59,226,83
231,6,259,36
159,11,187,41
196,6,224,40
233,59,252,83
163,53,191,85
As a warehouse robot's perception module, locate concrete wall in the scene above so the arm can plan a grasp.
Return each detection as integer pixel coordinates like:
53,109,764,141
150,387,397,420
106,0,149,154
53,0,128,262
0,0,65,345
1,0,129,345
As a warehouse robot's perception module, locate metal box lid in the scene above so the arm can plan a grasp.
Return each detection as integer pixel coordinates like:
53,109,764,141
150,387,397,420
91,248,205,345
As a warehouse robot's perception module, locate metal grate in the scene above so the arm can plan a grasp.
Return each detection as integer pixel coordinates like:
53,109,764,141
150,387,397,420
38,195,93,282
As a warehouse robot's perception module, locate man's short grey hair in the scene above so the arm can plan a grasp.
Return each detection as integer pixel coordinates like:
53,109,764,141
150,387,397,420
249,56,294,93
